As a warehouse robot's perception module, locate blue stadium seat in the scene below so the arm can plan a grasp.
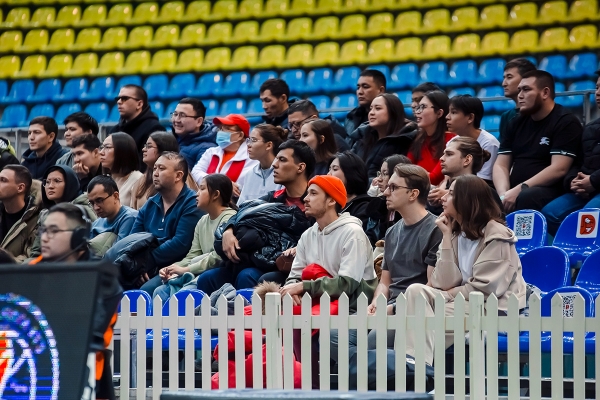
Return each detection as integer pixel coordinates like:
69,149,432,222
331,66,361,92
166,101,179,117
219,98,246,115
236,288,254,303
567,53,598,80
477,58,505,85
575,249,600,294
1,79,34,104
55,78,88,102
0,104,27,128
119,290,152,315
330,93,357,120
214,72,251,97
84,102,109,123
280,69,306,95
395,90,412,117
506,209,547,256
192,73,223,98
164,73,196,100
448,88,476,98
55,103,81,123
563,81,595,108
478,86,512,113
367,64,390,83
108,105,120,122
307,95,330,111
246,98,263,123
447,60,478,86
143,74,168,100
205,99,219,117
242,70,278,97
150,101,164,119
162,290,206,317
554,208,600,266
480,115,500,137
0,81,7,101
27,79,62,103
538,55,568,80
389,64,419,90
81,77,114,102
27,104,55,120
420,62,448,86
110,75,142,98
305,68,333,94
554,82,568,106
521,247,570,293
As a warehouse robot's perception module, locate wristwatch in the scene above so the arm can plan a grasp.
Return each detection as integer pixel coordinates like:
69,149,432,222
521,183,529,191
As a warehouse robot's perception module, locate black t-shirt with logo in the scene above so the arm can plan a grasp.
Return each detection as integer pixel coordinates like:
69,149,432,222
498,104,582,188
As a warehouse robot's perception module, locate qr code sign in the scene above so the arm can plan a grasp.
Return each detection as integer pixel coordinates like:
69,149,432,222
514,213,534,239
562,294,575,318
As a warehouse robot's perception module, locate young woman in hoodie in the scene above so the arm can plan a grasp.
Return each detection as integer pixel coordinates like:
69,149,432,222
404,174,527,366
299,119,338,176
99,132,143,207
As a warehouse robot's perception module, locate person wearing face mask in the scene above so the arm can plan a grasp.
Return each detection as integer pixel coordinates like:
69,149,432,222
191,114,258,198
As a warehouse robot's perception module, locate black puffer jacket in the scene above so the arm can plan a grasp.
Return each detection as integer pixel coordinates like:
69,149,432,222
104,232,159,289
341,194,382,246
564,117,600,195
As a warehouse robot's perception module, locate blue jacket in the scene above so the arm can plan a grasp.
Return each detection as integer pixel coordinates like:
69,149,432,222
130,185,204,269
175,121,217,170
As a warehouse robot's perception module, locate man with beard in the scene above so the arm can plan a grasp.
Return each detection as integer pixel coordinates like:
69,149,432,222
493,70,583,212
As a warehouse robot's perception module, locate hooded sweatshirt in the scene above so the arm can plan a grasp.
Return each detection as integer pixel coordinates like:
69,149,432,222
174,121,217,169
21,140,69,179
286,213,378,310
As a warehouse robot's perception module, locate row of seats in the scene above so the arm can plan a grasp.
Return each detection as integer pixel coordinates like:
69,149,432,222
2,1,596,29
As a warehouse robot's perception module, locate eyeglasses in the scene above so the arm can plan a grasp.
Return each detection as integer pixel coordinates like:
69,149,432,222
114,95,140,102
384,184,413,193
88,194,112,207
376,171,389,178
99,145,113,151
246,137,266,145
287,116,314,131
143,143,157,149
39,226,75,239
413,104,436,114
170,112,198,121
42,178,64,186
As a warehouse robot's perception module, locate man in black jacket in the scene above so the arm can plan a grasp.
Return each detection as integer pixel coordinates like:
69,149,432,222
287,100,350,151
344,70,386,139
21,116,68,179
109,85,164,170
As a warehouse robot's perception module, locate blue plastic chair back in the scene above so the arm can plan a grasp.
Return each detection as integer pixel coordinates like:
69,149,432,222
553,83,567,107
120,290,152,315
331,66,360,92
575,249,600,293
236,289,254,303
478,86,512,113
567,53,598,79
506,209,547,255
58,78,88,102
143,74,168,100
330,94,357,120
0,104,27,128
367,64,390,83
280,69,305,94
247,98,263,115
28,79,62,103
390,63,419,90
480,115,500,134
521,246,570,293
539,55,567,80
448,59,477,86
194,73,223,98
55,103,82,123
84,77,114,101
420,62,448,86
216,72,250,97
108,105,120,122
448,87,476,98
554,208,600,265
3,79,34,103
163,73,195,99
243,70,278,96
395,90,412,105
27,103,55,120
540,287,595,317
166,101,179,117
84,102,109,123
477,58,505,85
308,95,330,111
564,81,595,108
0,81,7,98
205,99,219,117
219,98,246,115
150,101,164,119
305,68,333,94
162,289,206,316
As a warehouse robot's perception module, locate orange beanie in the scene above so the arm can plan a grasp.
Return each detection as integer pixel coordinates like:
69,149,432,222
308,175,347,208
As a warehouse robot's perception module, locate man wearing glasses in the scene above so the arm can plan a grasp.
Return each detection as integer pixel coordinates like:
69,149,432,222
170,97,216,169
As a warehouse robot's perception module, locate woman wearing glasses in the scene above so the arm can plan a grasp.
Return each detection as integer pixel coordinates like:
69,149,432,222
99,132,143,207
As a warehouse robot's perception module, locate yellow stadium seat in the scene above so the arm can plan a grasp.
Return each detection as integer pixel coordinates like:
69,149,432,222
229,21,259,43
538,27,568,51
338,40,366,65
310,16,338,40
287,0,315,16
315,0,342,15
14,55,46,78
0,56,20,79
146,49,177,73
392,37,422,61
394,11,421,34
75,5,106,27
203,22,232,45
96,27,127,50
227,45,259,69
567,24,598,49
100,4,132,27
149,24,179,48
479,5,507,29
255,45,285,68
207,0,237,21
236,0,262,19
1,7,29,28
256,19,285,42
283,18,312,41
422,8,450,33
155,1,184,24
335,14,366,39
174,24,205,46
0,31,22,52
365,13,393,37
25,7,55,28
306,41,339,67
64,52,98,77
17,29,49,53
39,54,72,78
173,48,204,72
451,33,480,57
264,0,289,17
450,7,478,31
120,50,150,75
284,43,312,67
49,6,80,28
120,26,153,50
395,0,417,8
129,2,158,25
90,52,124,76
181,1,210,23
367,38,394,62
198,47,231,71
72,28,101,51
344,0,368,12
45,28,75,52
509,29,538,53
506,3,537,27
569,0,597,22
422,35,451,59
368,0,394,11
480,31,509,55
537,1,567,24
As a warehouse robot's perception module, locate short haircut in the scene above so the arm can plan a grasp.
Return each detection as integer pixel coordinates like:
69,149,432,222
3,165,32,197
47,203,87,230
259,78,290,99
29,116,58,143
108,132,139,176
334,151,368,196
288,99,318,116
278,140,316,179
64,112,99,135
448,95,485,129
449,137,491,175
158,151,189,183
122,84,148,107
393,163,430,206
504,58,537,77
178,97,206,119
72,133,101,152
253,124,288,155
360,69,387,89
521,70,556,99
87,175,119,195
412,82,441,94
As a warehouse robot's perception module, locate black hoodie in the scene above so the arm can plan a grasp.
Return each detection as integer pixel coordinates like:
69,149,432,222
41,165,83,209
21,141,69,180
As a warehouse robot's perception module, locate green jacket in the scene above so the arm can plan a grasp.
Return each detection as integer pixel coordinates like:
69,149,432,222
0,193,42,263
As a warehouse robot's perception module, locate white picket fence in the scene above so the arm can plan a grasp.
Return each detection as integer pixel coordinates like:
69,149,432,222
112,291,599,399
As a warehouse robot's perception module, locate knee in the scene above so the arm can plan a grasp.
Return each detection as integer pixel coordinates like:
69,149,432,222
405,283,428,299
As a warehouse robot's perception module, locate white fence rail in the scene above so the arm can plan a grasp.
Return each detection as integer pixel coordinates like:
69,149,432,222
112,291,598,399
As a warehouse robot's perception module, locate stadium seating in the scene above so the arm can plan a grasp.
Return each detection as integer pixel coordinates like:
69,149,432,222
75,4,106,27
520,247,570,293
45,29,75,52
0,79,33,105
81,77,114,102
40,54,72,78
553,208,600,266
121,50,151,75
50,5,81,28
574,249,600,294
27,79,61,103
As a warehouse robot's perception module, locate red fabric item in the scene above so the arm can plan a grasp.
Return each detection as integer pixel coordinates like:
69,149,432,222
291,264,339,332
407,132,456,185
206,154,246,182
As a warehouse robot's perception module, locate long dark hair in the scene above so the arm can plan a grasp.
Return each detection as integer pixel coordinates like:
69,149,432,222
303,119,337,163
253,123,287,155
363,93,407,159
410,90,449,162
452,175,504,240
136,131,178,199
204,174,238,211
334,151,368,196
105,132,139,176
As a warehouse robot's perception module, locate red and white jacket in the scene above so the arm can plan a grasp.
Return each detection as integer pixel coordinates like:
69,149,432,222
191,141,258,188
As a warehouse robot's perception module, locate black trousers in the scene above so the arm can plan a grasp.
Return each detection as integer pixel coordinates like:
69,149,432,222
515,186,564,211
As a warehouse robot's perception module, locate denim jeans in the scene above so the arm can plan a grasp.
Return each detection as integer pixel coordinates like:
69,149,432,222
541,192,600,235
195,264,265,295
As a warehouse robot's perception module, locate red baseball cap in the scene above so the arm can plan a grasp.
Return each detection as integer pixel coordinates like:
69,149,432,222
213,114,251,137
